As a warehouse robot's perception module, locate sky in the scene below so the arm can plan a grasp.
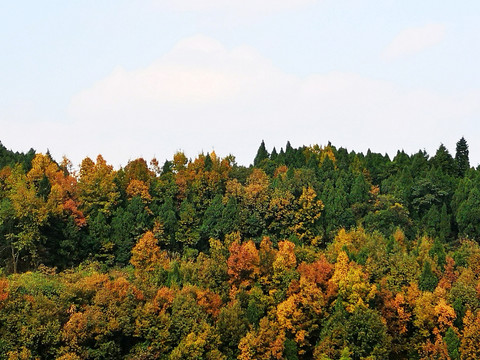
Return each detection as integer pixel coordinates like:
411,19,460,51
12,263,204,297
1,0,480,168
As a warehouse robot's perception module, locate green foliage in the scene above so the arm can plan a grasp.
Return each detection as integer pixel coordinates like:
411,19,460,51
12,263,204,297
455,137,469,177
419,261,438,292
345,306,390,359
175,199,200,248
216,301,248,358
339,347,352,360
432,143,455,176
201,194,224,240
444,327,460,360
254,140,269,167
429,238,446,268
456,187,480,239
284,338,299,360
439,203,451,241
0,141,35,171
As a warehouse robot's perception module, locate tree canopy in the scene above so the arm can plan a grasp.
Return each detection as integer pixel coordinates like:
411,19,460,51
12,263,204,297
0,138,479,359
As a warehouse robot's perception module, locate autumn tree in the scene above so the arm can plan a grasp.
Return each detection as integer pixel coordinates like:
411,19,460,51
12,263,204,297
238,317,285,360
0,165,49,272
241,169,270,237
290,186,324,245
227,240,260,289
77,155,119,216
131,231,169,281
459,309,480,359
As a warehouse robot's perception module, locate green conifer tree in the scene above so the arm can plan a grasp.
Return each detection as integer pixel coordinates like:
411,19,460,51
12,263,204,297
429,238,446,268
439,203,451,241
419,261,438,292
444,327,460,360
254,140,269,166
455,137,469,177
432,143,455,176
270,147,278,161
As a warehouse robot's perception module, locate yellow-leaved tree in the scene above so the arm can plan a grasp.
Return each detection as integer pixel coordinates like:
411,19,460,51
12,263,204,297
131,231,169,281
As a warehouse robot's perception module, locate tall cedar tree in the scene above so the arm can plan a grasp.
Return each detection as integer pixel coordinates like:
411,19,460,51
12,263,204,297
254,140,269,166
455,137,470,177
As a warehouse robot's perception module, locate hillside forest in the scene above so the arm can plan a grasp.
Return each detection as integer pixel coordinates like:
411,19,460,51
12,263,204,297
1,138,480,359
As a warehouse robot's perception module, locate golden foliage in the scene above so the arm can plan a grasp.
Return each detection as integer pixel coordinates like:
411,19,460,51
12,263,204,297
238,318,285,360
131,231,169,276
126,179,152,202
460,310,480,359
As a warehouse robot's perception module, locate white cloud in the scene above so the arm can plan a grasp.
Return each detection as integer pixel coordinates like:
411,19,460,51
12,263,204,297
57,35,480,167
382,23,446,60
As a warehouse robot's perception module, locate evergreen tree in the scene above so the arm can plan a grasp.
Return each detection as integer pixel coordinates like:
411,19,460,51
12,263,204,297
221,197,240,234
439,203,451,241
88,211,112,263
345,306,390,359
456,186,480,240
159,196,178,247
432,143,455,176
455,137,469,177
419,261,438,292
334,175,355,229
0,141,36,171
424,205,440,238
429,238,446,268
444,327,460,360
452,297,465,329
110,207,135,265
276,147,286,165
349,173,370,205
162,159,173,174
284,338,299,360
204,153,213,171
306,153,319,170
285,141,296,166
410,150,430,177
200,194,224,240
270,147,278,161
335,147,350,172
318,156,336,183
111,196,151,265
365,150,389,185
254,140,269,166
59,217,85,267
392,150,411,170
316,300,348,357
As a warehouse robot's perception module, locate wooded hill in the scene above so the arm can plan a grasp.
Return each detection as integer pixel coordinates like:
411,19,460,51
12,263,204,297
0,138,479,359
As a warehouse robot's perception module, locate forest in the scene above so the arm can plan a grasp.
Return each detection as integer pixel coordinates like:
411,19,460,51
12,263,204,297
0,138,480,359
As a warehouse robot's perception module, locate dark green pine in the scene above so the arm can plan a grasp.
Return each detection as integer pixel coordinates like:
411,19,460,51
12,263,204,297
455,137,470,177
254,140,269,166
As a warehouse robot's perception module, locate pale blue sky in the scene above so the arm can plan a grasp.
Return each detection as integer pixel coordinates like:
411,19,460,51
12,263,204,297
1,1,479,167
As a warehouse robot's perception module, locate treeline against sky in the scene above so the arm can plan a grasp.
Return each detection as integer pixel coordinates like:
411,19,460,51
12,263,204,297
0,138,480,359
